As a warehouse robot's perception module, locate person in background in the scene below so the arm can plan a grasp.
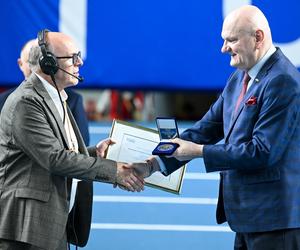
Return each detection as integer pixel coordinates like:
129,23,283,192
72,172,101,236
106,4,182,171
131,5,300,250
0,39,36,111
0,38,90,145
0,30,144,250
95,90,144,121
110,90,144,120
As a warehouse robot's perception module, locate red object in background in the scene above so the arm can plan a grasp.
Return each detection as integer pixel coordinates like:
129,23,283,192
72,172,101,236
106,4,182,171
110,90,144,120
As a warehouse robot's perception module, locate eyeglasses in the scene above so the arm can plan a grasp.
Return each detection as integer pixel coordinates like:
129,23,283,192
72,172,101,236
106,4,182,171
56,51,82,65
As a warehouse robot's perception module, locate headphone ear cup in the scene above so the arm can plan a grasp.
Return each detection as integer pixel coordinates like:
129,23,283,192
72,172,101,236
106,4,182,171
39,51,58,75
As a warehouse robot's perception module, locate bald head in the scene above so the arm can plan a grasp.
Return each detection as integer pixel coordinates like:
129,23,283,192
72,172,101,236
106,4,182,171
224,5,272,46
45,32,77,56
17,39,38,78
221,5,273,70
29,31,83,90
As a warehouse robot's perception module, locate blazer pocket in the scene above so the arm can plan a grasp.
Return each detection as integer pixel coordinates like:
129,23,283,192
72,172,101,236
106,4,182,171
15,188,50,202
243,104,258,112
242,168,280,185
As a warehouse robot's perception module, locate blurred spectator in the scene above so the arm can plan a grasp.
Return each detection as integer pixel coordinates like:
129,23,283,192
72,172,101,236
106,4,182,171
95,89,110,120
142,91,155,121
0,39,37,113
96,89,144,121
110,90,144,120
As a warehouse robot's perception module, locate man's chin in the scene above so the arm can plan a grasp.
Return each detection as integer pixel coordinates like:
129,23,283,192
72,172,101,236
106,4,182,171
70,80,79,86
230,60,238,67
230,58,242,68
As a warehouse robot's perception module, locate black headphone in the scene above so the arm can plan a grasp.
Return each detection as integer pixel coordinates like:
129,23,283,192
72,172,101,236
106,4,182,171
37,29,58,75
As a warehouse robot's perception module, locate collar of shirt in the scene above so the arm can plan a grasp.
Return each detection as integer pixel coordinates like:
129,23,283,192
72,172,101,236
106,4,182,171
246,45,276,90
35,73,68,121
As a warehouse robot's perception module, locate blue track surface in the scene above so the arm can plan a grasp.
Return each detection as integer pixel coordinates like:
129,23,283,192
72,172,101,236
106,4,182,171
76,122,235,250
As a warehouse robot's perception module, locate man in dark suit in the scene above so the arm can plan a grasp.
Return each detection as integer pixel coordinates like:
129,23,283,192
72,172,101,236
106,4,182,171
0,39,90,146
0,31,144,250
132,5,300,250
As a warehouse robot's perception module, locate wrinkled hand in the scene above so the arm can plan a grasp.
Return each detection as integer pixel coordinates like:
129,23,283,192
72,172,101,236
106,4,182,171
115,162,145,192
169,138,203,161
96,138,116,157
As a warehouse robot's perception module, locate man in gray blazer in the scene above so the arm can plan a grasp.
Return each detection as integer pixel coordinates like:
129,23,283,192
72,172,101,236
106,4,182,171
0,31,144,250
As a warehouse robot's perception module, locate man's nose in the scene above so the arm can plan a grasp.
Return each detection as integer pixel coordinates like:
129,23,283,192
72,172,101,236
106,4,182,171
221,42,229,53
76,56,83,67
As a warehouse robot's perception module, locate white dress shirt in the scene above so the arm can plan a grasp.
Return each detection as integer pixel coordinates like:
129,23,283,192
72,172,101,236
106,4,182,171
35,73,80,212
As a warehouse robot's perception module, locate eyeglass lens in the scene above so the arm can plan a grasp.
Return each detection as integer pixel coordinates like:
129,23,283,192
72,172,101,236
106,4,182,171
72,52,81,64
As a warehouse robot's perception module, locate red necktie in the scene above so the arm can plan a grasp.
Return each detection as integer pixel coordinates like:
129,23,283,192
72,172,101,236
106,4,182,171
234,72,250,114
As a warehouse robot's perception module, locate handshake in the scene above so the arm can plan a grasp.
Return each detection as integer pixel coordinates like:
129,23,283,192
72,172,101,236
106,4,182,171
114,158,160,192
96,138,161,192
96,135,203,192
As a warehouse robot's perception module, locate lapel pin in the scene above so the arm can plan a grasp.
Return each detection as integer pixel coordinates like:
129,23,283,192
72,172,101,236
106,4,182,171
255,78,259,83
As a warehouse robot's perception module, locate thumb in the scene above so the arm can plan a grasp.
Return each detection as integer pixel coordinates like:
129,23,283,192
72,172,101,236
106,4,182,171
106,138,116,145
170,138,180,144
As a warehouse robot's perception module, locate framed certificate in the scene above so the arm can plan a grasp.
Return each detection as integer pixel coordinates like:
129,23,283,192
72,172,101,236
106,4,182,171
105,119,186,194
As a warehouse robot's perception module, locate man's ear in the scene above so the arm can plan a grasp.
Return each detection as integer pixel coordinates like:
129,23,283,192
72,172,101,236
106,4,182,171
255,30,264,48
17,58,22,69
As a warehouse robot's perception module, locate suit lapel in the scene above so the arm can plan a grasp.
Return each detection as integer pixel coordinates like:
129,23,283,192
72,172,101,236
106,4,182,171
31,75,70,148
225,49,280,142
226,81,259,142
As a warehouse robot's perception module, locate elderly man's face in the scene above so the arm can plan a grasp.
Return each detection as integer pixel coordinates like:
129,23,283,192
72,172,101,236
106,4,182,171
53,37,83,88
221,20,257,71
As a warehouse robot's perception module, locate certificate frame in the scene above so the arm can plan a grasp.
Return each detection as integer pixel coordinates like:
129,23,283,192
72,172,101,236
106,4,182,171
105,119,186,194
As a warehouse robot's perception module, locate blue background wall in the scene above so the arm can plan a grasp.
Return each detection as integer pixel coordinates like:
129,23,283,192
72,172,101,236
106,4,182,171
0,0,299,90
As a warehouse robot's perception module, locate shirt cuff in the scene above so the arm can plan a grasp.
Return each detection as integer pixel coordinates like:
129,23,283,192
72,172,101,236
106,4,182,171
154,156,168,175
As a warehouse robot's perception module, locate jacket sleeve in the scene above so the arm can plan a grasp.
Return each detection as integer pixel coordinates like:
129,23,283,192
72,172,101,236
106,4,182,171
12,96,117,183
160,93,225,175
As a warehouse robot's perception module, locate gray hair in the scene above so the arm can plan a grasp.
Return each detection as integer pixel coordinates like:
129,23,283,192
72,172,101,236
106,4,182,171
28,45,42,72
28,43,56,73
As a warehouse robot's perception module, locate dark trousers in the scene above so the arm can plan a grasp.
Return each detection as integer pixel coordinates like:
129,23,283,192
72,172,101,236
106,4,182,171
234,228,300,250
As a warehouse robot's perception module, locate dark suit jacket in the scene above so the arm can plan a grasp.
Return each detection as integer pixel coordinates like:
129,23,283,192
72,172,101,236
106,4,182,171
0,87,89,146
162,48,300,233
0,74,117,249
0,88,12,111
65,88,89,146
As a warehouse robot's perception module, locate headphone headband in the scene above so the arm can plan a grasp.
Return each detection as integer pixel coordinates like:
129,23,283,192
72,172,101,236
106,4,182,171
38,29,48,46
37,29,58,75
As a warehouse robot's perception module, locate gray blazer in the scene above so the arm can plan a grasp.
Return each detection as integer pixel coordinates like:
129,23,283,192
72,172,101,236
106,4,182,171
0,74,117,250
